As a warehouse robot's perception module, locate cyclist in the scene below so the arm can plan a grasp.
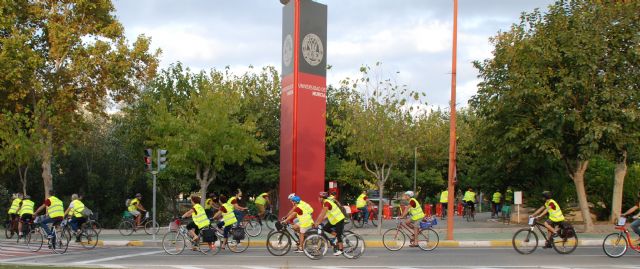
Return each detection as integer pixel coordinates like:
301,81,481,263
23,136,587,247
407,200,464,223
530,191,565,248
128,193,146,228
254,191,271,223
439,189,448,219
355,190,373,224
283,194,313,253
399,191,425,247
33,190,65,238
621,191,640,238
65,193,87,242
505,187,513,206
227,189,248,223
213,194,237,249
17,194,35,238
491,189,502,219
7,193,22,232
462,188,477,216
205,193,219,218
181,195,212,250
314,191,345,256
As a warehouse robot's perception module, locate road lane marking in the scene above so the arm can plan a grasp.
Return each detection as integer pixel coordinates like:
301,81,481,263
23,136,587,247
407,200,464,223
101,265,126,269
244,267,278,269
173,266,207,269
74,250,163,264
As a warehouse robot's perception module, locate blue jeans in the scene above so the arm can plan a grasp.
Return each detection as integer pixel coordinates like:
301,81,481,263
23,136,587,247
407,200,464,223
358,207,369,223
631,219,640,236
233,210,244,223
70,217,86,232
39,216,62,236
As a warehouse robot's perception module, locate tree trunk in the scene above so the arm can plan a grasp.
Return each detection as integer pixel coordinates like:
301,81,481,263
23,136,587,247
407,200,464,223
19,166,28,195
196,164,215,207
41,135,53,196
570,160,593,232
611,150,628,222
377,180,385,235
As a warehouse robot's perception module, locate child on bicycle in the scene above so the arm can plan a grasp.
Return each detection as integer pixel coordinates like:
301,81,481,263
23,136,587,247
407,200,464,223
213,194,237,249
181,195,212,250
400,191,425,247
530,191,565,248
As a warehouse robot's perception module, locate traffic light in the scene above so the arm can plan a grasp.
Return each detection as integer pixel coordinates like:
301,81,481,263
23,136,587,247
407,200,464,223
144,148,153,172
158,149,168,170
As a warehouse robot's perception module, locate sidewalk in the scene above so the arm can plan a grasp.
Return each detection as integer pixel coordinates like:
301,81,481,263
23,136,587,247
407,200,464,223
95,212,618,248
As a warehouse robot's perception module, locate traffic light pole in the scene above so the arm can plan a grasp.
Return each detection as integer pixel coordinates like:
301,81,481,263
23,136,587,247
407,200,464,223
151,149,160,241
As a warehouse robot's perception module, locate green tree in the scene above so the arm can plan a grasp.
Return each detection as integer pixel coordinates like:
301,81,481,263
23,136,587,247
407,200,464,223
0,0,159,195
471,0,640,231
0,112,39,195
146,67,271,203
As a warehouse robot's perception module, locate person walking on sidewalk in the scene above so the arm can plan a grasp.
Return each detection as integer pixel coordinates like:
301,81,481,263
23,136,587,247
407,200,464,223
440,189,448,220
491,190,502,219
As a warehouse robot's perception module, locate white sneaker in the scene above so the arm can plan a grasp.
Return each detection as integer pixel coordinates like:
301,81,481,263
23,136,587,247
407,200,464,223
294,249,303,253
333,250,343,256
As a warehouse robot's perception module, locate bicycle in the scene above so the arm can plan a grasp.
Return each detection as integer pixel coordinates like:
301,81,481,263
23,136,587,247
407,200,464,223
86,213,102,235
211,220,251,253
30,216,70,254
265,221,302,256
501,205,512,224
382,216,439,251
118,211,159,236
463,202,475,222
512,216,578,255
15,217,42,252
162,218,220,255
63,218,99,250
4,217,19,239
602,217,640,258
302,223,365,260
351,205,379,228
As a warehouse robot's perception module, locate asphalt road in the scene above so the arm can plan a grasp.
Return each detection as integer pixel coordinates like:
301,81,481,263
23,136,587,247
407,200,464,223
2,245,640,269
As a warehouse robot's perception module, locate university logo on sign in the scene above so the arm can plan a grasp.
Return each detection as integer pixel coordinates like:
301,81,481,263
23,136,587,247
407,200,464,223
302,33,323,66
283,34,293,67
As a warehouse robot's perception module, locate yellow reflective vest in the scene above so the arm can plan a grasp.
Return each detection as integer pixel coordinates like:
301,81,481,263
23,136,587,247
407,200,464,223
255,193,268,206
323,199,345,225
47,196,65,218
545,199,565,222
18,199,34,216
8,198,21,214
70,199,85,218
356,194,367,208
128,198,139,212
205,198,213,210
296,200,313,228
409,198,425,221
463,191,476,202
440,191,449,203
221,203,237,227
492,192,502,203
192,204,210,229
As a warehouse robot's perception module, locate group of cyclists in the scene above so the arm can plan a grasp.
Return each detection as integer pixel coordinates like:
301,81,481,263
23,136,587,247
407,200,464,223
6,190,90,242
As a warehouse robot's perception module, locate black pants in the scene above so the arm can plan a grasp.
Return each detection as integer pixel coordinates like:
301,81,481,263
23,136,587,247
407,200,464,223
323,219,345,244
441,203,448,217
186,221,201,235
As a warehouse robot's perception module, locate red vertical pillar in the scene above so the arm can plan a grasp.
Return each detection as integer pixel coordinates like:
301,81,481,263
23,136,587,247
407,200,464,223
279,0,328,218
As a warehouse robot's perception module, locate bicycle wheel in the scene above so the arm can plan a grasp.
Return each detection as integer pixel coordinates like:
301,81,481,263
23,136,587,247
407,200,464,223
370,215,379,227
244,219,262,237
4,221,15,239
343,219,353,232
265,214,278,230
27,229,43,252
79,226,99,250
552,230,578,254
303,234,328,260
417,228,439,251
266,231,292,256
228,235,250,253
90,221,102,235
162,231,186,255
199,240,221,255
352,212,364,228
602,232,627,258
144,220,160,235
118,221,134,236
343,232,365,259
51,227,70,254
382,228,406,251
512,228,538,254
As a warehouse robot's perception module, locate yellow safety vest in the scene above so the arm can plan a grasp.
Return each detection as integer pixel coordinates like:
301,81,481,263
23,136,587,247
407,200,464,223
255,193,268,206
192,204,210,229
296,201,313,228
221,203,237,227
323,199,345,225
545,199,565,222
492,192,502,203
505,190,513,202
18,199,34,216
8,198,21,214
128,198,139,212
70,199,85,218
227,196,237,206
409,198,425,221
440,191,449,203
47,196,65,218
205,198,213,210
356,194,367,208
463,191,476,202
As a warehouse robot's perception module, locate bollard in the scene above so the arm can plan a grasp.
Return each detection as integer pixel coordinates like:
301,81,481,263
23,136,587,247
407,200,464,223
436,203,443,217
457,202,464,216
383,204,391,219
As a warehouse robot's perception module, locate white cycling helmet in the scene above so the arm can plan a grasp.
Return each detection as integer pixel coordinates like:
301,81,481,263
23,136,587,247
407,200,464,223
287,193,296,200
404,191,415,198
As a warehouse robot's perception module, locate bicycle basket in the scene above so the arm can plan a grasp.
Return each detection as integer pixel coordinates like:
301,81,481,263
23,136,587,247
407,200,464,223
275,221,284,231
420,217,437,229
232,227,245,241
201,228,216,243
528,217,535,225
123,211,133,219
617,217,627,226
169,219,181,231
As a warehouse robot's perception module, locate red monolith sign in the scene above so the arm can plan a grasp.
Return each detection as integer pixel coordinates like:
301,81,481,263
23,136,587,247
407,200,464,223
279,0,327,217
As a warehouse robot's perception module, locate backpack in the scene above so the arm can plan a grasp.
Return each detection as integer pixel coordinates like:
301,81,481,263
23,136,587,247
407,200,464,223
81,207,93,218
201,228,216,243
125,199,131,207
232,227,245,241
559,222,575,238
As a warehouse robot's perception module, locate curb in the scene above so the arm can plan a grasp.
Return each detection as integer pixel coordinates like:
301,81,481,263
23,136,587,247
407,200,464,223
99,239,604,248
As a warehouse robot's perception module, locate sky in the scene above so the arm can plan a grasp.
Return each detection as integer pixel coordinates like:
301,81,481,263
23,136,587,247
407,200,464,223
112,0,555,109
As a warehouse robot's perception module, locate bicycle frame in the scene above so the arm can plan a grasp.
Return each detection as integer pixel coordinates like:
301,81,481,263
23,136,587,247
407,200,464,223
613,225,640,252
